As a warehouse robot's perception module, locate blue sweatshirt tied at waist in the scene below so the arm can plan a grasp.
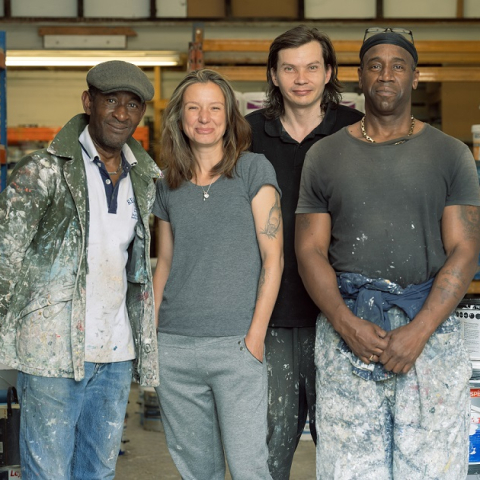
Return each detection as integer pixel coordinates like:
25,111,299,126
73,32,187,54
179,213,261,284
336,273,435,381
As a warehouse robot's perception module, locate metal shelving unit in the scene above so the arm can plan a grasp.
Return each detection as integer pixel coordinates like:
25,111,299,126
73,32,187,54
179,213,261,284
0,31,6,192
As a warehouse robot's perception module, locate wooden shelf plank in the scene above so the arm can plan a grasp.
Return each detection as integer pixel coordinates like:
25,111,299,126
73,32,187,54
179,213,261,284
207,66,266,81
206,65,480,83
8,126,149,150
203,40,480,65
38,27,137,37
467,281,480,295
203,39,272,52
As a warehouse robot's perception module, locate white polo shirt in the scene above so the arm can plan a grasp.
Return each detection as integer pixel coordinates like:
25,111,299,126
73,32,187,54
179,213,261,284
79,126,137,363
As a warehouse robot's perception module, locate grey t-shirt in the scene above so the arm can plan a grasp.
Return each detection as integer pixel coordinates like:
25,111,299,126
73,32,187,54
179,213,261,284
153,152,280,336
297,124,480,287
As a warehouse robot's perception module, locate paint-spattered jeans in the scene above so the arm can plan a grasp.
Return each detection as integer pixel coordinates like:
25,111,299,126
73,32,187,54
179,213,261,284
17,361,132,480
315,310,471,480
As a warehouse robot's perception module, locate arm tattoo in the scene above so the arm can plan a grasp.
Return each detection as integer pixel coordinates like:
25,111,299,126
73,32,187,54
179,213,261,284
297,214,310,231
260,191,282,239
459,205,480,241
434,205,480,304
434,272,464,305
256,267,266,299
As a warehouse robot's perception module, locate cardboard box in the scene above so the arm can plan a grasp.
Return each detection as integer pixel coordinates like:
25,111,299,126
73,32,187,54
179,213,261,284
188,0,225,18
465,0,480,18
85,0,150,18
156,0,187,17
383,0,455,18
231,0,298,18
305,0,375,19
12,0,76,17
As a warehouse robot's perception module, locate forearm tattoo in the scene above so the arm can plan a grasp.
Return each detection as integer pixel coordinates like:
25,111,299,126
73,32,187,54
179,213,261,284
260,191,282,239
257,267,266,299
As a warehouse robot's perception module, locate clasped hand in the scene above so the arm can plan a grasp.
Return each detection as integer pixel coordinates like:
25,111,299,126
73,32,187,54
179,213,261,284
340,316,429,374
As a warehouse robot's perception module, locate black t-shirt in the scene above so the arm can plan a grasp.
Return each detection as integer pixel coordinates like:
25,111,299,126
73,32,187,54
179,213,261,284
246,103,364,328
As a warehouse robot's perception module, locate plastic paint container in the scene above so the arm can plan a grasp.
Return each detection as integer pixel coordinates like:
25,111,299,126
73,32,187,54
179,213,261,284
460,295,480,474
470,381,480,474
457,297,480,359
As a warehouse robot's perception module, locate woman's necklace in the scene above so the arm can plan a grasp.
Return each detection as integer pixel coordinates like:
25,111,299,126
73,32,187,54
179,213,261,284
107,162,122,176
361,115,415,145
200,182,212,201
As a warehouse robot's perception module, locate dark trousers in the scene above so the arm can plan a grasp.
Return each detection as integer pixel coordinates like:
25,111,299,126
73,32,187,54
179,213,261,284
265,326,316,480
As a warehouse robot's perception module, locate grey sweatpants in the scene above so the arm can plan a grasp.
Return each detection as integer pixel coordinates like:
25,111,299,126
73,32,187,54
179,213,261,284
156,333,272,480
265,327,316,480
315,309,471,480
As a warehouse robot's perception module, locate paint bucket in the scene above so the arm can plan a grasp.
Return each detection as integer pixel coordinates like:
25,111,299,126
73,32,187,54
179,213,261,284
472,125,480,161
457,296,480,360
462,296,480,475
470,381,480,474
0,466,22,479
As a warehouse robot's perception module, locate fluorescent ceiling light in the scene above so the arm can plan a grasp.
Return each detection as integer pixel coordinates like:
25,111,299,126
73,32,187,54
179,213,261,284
6,50,182,67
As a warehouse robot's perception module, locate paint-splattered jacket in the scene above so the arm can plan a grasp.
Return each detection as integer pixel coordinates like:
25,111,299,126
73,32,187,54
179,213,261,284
0,114,160,386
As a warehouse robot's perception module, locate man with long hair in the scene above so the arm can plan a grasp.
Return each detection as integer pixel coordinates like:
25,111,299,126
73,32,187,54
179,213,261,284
246,26,363,479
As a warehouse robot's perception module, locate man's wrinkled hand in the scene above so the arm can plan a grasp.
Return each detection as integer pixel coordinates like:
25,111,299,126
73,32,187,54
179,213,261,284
338,316,389,365
379,322,430,374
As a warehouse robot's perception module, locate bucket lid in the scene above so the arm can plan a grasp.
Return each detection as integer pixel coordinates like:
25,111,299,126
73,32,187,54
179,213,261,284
472,124,480,133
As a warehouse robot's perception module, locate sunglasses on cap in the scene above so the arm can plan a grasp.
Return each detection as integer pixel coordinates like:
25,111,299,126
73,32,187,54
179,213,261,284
363,27,415,45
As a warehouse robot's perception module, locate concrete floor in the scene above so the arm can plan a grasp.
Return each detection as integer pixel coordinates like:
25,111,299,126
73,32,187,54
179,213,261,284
116,383,316,479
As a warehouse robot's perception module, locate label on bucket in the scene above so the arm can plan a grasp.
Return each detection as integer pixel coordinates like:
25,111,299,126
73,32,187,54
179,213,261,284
471,387,480,464
457,303,480,360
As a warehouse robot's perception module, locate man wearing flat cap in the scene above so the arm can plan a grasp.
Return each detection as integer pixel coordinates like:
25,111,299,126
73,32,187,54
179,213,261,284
296,28,480,478
0,60,161,478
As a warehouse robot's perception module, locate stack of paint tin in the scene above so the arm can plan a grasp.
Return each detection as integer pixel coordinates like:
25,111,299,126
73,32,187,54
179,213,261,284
142,387,163,432
457,296,480,476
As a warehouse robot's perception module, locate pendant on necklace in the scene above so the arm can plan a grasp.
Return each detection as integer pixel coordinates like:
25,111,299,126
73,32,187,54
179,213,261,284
203,192,209,201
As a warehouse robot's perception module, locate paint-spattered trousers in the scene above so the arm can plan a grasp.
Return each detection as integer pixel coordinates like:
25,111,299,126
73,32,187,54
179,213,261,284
265,327,316,480
17,361,132,480
315,309,471,480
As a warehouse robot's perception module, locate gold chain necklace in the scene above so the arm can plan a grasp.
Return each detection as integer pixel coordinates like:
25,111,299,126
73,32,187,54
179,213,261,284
361,115,415,145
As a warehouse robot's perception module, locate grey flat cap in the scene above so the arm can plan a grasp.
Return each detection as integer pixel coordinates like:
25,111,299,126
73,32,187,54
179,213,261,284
86,60,154,103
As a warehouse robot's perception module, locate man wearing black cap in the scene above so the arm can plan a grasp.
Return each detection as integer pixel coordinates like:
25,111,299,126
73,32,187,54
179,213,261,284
296,28,480,478
0,60,161,478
